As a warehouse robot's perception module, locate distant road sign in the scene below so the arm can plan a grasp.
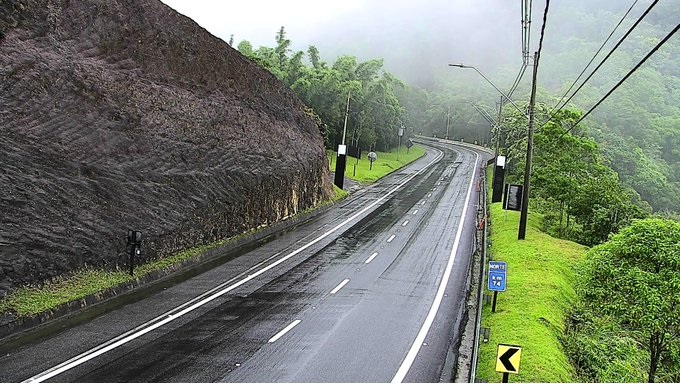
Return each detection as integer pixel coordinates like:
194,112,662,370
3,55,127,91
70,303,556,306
496,344,522,374
503,184,523,211
488,261,507,292
367,152,377,162
405,139,413,148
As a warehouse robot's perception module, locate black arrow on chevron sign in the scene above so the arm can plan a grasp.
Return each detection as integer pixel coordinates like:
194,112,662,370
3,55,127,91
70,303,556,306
499,347,519,371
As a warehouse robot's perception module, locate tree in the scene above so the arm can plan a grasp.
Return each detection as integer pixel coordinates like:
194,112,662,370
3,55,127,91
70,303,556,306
236,40,254,57
577,218,680,382
274,26,291,69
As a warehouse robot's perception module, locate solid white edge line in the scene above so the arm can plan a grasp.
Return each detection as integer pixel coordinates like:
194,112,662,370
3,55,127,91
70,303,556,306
23,148,445,384
386,234,396,243
268,320,302,343
330,278,350,294
390,151,480,383
364,252,378,264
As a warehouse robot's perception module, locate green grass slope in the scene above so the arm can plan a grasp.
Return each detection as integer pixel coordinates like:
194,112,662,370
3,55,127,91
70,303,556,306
327,145,425,183
476,203,586,382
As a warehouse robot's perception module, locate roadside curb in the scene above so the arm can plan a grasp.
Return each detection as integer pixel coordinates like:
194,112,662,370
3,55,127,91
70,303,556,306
0,183,352,350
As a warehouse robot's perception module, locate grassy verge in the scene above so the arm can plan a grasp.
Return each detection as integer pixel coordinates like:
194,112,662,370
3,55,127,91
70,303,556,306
0,184,351,318
476,202,586,382
327,145,425,183
0,234,243,317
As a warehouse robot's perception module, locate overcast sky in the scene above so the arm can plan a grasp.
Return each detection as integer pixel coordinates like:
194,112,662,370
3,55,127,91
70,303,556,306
160,0,366,49
159,0,526,86
157,1,664,90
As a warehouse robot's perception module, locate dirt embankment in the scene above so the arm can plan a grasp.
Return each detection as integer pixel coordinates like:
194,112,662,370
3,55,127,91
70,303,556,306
0,0,333,297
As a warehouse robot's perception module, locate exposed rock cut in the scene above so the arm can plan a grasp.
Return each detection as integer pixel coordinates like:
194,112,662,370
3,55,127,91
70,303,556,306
0,0,333,297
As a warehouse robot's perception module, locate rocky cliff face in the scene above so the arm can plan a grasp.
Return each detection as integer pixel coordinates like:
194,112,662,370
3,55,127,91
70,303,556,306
0,0,333,297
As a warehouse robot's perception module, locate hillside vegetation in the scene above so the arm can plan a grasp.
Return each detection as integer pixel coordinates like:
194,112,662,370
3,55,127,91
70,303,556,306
477,203,585,382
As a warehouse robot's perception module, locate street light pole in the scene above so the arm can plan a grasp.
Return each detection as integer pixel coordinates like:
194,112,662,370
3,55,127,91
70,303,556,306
446,106,451,140
449,62,535,240
449,64,526,118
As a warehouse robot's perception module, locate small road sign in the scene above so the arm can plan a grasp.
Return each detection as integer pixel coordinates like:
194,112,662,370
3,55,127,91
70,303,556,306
496,344,522,374
503,184,523,211
488,261,507,292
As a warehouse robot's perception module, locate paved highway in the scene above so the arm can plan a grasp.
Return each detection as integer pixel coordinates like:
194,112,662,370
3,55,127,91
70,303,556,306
0,141,490,382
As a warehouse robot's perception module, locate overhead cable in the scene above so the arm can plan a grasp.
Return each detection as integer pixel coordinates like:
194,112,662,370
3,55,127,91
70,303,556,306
562,22,680,137
543,0,660,125
551,0,639,113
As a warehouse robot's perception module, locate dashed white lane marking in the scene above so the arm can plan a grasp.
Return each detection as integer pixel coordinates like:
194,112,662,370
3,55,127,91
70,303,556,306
432,187,437,191
427,193,432,198
24,148,446,384
402,220,409,226
330,279,350,294
412,209,419,215
420,200,426,205
268,320,302,343
387,234,396,243
364,252,378,264
391,151,480,383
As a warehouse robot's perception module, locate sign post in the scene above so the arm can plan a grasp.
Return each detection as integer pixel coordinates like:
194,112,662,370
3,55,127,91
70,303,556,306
492,156,506,203
496,344,522,382
503,184,523,211
334,144,347,189
397,127,404,161
488,261,507,312
367,151,377,171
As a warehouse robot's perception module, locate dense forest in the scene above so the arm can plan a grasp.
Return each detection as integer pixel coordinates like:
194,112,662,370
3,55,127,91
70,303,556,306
235,0,678,236
399,0,679,215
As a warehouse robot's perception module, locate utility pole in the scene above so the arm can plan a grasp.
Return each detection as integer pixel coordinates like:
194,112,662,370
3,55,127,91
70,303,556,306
446,106,451,140
491,96,504,182
518,51,539,240
495,96,504,160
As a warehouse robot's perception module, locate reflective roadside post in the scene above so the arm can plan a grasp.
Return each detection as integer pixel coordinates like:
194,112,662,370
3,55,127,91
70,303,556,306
126,230,142,276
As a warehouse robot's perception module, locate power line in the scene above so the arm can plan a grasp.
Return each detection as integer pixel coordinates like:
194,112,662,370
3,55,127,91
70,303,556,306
561,22,679,137
536,0,548,59
543,0,660,125
551,0,639,113
507,64,527,99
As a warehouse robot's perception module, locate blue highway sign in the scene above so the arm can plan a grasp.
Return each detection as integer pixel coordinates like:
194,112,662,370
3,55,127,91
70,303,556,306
488,261,507,292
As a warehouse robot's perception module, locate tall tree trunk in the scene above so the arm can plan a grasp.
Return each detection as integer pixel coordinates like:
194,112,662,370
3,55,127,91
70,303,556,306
648,332,664,383
566,213,571,229
559,201,564,236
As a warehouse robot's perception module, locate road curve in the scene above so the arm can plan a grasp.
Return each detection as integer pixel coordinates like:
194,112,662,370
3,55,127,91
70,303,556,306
0,141,491,383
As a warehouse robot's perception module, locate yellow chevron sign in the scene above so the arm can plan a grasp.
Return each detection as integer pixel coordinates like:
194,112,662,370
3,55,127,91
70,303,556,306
495,344,522,374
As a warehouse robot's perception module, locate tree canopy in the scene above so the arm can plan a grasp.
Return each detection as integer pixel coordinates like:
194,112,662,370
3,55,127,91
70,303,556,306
570,218,680,382
236,27,406,151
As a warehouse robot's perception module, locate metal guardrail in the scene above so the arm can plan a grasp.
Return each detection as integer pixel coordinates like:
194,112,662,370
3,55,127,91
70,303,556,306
469,163,489,382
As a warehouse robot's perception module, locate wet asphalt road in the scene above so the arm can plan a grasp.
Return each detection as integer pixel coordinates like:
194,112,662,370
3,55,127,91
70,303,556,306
0,141,491,383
